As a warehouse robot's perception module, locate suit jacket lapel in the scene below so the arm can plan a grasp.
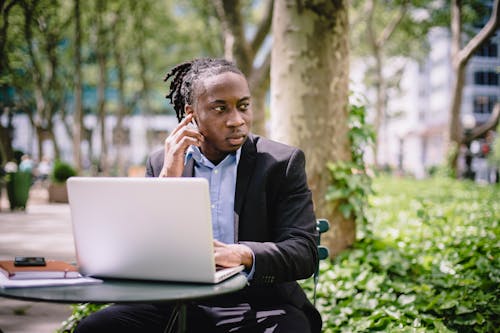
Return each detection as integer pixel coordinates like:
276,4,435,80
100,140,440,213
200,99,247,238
179,139,255,242
182,158,195,177
235,134,257,217
180,139,255,208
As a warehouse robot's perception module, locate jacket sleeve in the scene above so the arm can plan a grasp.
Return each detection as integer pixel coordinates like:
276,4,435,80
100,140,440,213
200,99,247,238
239,148,318,285
145,149,164,177
145,155,155,177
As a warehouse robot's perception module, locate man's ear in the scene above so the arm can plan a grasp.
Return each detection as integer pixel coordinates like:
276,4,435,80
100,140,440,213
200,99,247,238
184,104,194,116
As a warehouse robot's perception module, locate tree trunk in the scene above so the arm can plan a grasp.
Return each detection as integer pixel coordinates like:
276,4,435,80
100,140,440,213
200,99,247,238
114,58,127,176
447,0,499,173
251,81,268,136
373,49,386,167
72,0,83,172
138,45,152,150
22,1,64,162
135,1,152,151
448,62,466,169
365,0,406,167
248,53,271,136
0,125,14,162
248,67,270,136
111,7,128,176
214,0,272,136
114,60,127,176
0,0,16,77
96,0,108,175
49,127,60,159
0,107,15,163
0,1,16,163
271,0,352,256
35,126,44,162
97,52,108,175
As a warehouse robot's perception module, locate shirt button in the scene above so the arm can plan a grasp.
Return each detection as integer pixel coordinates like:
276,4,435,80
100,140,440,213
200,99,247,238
214,169,218,174
211,204,215,209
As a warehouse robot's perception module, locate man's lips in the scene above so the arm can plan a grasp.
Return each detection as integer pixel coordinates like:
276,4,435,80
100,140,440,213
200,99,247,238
227,134,246,145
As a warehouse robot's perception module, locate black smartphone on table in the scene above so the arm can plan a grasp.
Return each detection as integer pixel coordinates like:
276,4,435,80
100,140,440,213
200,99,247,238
14,256,46,266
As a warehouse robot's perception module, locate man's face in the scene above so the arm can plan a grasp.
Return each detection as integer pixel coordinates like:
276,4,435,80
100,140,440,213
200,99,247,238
189,72,252,164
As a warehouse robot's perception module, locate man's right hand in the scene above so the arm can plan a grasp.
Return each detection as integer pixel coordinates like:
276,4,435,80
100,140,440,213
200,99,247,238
159,114,204,177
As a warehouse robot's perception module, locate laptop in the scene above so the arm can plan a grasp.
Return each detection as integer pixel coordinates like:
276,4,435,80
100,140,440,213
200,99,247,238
66,177,244,284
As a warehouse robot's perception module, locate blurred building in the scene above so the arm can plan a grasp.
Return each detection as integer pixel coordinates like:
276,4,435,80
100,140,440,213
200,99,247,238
0,79,176,172
5,113,177,171
374,24,499,178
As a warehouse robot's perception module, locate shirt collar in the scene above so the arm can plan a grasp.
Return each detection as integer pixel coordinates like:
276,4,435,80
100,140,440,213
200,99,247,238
185,145,241,168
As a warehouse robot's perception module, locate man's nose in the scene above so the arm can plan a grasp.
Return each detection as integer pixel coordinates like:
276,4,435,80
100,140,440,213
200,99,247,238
226,108,245,127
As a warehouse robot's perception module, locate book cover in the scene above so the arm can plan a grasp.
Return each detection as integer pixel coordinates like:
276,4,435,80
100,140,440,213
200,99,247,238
0,260,81,280
0,273,102,289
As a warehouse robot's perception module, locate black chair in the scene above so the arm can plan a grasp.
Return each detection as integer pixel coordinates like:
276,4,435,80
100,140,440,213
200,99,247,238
314,218,330,306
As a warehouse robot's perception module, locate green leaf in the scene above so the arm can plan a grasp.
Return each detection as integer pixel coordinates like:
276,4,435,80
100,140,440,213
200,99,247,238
383,308,401,320
433,320,455,332
455,304,476,315
398,294,416,306
452,313,478,326
339,203,353,218
371,317,392,330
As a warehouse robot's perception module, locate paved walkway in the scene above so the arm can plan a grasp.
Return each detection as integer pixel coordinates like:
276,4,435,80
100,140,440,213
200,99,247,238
0,185,75,333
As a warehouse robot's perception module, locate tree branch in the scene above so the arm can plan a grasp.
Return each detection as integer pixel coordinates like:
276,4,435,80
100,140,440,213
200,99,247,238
365,0,377,51
221,0,246,47
23,2,43,89
213,0,235,60
248,49,271,90
250,0,273,58
1,0,17,45
348,0,364,30
451,0,462,61
376,1,407,47
457,0,499,66
0,0,16,74
22,1,47,125
213,0,253,74
466,103,500,142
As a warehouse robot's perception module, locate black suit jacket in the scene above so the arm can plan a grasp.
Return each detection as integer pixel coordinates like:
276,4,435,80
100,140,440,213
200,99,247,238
145,134,321,332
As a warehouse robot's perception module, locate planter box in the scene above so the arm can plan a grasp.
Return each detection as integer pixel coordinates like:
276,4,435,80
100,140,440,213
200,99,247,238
48,183,68,203
6,172,32,210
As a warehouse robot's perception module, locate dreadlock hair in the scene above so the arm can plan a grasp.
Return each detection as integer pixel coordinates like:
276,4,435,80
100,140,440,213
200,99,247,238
163,58,244,122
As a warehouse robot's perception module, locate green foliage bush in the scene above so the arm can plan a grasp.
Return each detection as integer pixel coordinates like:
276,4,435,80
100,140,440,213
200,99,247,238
326,161,373,236
490,123,500,168
326,100,375,237
51,160,77,183
303,176,500,332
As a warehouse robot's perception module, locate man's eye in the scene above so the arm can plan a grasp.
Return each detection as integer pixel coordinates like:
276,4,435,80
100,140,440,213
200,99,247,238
239,103,250,111
213,106,225,112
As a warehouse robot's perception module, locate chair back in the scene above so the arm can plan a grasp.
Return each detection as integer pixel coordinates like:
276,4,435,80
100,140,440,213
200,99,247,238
313,218,330,306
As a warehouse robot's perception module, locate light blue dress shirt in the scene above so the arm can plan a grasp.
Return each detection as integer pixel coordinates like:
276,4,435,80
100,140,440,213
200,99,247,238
185,146,240,244
185,146,255,279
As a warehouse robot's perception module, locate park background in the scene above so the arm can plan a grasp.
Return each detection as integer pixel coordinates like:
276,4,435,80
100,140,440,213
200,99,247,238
0,0,499,332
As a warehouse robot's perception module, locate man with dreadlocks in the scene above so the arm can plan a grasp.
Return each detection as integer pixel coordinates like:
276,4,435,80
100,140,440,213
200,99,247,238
75,58,321,333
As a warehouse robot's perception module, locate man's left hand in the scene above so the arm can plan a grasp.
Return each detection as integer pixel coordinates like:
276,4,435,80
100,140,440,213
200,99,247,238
213,240,253,269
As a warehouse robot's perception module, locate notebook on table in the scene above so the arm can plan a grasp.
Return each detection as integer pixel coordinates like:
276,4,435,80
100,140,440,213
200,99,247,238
66,177,244,284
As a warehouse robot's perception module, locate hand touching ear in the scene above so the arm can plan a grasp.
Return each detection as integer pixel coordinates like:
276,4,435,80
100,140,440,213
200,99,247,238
159,114,204,177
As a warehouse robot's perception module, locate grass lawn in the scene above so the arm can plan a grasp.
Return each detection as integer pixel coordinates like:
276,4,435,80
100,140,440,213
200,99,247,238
305,176,500,332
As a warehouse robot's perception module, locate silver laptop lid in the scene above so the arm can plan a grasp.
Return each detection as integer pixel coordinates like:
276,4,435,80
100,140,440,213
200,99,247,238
67,177,223,283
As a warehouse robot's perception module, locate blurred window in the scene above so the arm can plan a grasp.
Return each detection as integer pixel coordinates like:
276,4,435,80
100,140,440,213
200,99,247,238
474,71,499,86
475,40,497,57
112,127,130,145
473,95,498,114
